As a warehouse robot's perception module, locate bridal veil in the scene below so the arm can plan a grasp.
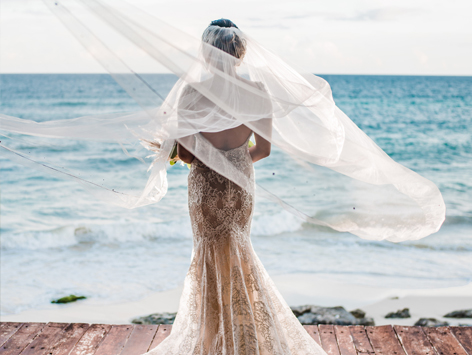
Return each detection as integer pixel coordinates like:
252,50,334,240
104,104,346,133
0,0,445,243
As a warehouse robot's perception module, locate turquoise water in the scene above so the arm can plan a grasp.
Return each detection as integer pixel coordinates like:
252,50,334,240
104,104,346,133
1,74,471,316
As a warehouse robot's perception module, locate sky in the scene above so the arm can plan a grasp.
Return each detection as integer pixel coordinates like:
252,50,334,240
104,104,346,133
1,0,471,75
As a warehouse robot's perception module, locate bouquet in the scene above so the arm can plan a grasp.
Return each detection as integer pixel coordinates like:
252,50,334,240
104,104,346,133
139,138,190,169
168,142,191,168
140,138,254,170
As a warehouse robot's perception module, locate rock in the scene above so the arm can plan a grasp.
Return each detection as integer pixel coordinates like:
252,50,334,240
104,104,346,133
358,317,375,326
51,294,87,304
294,305,360,325
131,312,177,325
350,308,366,319
297,312,320,325
291,305,313,317
347,308,374,325
414,318,449,327
444,309,472,318
385,308,411,318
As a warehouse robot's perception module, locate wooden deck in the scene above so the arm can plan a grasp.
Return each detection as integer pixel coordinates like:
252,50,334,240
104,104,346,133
1,322,471,354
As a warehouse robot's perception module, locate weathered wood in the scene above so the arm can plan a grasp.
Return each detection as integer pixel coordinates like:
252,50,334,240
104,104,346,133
451,326,472,354
68,323,111,355
1,322,471,355
319,324,340,355
93,324,134,355
0,323,23,347
334,325,357,355
305,325,322,347
424,326,469,355
19,322,69,355
120,324,159,355
367,325,406,355
349,325,374,354
0,323,45,355
394,325,438,355
47,323,90,355
148,325,172,352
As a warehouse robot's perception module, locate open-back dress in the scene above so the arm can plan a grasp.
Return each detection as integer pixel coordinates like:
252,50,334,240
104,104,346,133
144,135,327,355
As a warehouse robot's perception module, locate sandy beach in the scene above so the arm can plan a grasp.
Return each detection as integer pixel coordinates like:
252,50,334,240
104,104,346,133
2,273,471,326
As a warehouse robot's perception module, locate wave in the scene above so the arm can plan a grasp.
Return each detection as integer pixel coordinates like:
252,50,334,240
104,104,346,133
52,101,89,107
443,215,472,226
0,211,305,250
2,209,471,251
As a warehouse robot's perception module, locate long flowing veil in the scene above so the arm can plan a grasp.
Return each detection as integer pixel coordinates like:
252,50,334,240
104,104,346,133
0,0,445,243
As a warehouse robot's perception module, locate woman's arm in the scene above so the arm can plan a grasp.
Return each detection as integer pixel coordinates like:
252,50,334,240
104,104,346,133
249,118,272,163
177,142,195,164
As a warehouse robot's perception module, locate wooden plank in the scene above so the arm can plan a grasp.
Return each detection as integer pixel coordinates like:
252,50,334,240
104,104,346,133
334,325,357,355
2,322,470,355
366,325,406,355
93,325,134,355
148,325,172,352
120,324,159,355
424,326,468,355
0,323,23,347
451,327,472,354
0,323,46,355
68,323,111,355
304,325,322,347
319,324,340,355
19,322,69,355
48,323,91,355
394,325,438,355
349,325,375,354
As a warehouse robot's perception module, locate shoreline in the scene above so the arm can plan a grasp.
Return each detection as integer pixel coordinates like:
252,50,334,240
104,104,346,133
2,273,471,326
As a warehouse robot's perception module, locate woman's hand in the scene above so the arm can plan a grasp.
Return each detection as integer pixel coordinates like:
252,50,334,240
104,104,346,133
177,142,195,164
249,118,272,163
249,131,271,163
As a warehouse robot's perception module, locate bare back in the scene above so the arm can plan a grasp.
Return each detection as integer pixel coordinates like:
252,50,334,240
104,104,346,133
200,125,253,151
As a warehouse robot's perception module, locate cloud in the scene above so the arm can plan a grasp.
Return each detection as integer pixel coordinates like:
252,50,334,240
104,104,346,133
282,13,317,20
280,11,334,21
248,23,290,29
245,17,290,29
278,7,422,22
334,7,423,22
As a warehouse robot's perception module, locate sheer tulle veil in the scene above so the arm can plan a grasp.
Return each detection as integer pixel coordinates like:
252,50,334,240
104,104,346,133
0,0,445,243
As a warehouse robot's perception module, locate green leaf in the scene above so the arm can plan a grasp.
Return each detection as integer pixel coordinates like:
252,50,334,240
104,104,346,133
248,140,254,148
169,142,178,159
169,160,175,166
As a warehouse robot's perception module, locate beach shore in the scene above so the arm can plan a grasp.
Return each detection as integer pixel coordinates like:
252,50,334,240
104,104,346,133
2,273,471,326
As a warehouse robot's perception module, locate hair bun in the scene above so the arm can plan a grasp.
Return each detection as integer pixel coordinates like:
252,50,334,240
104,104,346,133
210,19,239,29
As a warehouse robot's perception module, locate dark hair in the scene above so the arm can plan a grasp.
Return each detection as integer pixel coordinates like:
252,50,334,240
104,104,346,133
209,18,239,29
202,19,246,60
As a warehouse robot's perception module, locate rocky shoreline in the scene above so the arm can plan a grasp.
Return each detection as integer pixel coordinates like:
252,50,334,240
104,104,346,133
131,306,472,327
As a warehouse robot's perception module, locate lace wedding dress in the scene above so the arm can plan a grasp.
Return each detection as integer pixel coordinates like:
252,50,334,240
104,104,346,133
144,135,327,355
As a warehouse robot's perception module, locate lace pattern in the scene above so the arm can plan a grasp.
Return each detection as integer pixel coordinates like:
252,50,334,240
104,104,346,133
143,138,327,355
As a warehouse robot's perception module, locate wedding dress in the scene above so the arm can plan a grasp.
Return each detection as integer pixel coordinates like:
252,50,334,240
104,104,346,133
144,135,327,354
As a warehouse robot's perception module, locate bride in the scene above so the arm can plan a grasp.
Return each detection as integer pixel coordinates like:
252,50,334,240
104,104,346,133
0,2,445,354
143,19,328,355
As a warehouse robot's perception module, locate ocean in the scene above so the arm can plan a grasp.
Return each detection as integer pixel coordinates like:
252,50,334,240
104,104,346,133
1,74,471,316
